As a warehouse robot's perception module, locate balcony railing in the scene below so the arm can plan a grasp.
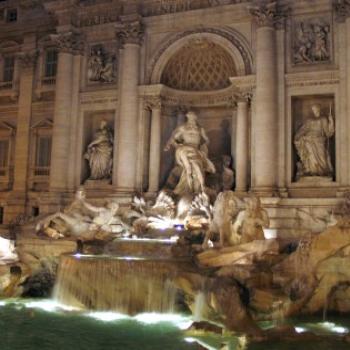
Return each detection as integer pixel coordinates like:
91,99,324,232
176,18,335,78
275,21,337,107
41,77,56,85
34,166,50,177
0,81,13,90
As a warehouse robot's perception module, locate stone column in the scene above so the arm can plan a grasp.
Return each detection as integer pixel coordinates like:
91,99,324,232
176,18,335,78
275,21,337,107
334,1,350,186
49,32,82,192
250,4,280,195
12,50,37,193
235,96,250,192
347,13,350,185
147,97,162,193
114,16,143,192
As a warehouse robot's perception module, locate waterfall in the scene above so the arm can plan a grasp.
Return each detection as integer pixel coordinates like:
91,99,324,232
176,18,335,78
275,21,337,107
193,292,206,321
53,255,183,315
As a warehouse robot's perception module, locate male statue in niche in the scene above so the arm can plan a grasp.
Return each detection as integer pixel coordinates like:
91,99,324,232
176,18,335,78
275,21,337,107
84,120,113,180
294,103,334,180
164,111,215,195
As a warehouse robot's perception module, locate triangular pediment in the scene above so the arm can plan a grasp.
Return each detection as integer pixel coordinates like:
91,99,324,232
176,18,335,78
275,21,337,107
31,118,53,129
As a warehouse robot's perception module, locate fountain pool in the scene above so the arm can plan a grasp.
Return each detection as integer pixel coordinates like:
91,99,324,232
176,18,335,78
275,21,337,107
1,299,350,350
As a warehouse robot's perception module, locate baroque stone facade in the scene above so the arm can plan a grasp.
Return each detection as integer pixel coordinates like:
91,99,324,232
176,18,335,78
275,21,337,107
0,0,349,238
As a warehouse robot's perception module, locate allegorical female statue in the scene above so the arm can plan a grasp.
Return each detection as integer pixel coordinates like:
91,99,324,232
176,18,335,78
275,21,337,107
164,111,215,195
294,103,334,179
84,120,113,180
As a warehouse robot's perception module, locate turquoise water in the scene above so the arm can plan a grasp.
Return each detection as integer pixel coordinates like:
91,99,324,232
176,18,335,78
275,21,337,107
0,299,349,350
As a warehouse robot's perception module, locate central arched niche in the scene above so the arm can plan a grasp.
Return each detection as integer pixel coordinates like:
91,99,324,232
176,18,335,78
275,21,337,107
160,39,236,91
148,30,253,191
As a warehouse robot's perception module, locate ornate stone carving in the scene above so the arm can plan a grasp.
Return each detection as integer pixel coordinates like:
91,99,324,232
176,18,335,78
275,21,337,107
16,50,38,68
115,15,144,46
293,18,331,65
141,0,248,16
144,96,162,111
249,1,287,28
333,0,350,23
88,44,116,83
232,196,269,244
50,31,84,54
164,111,215,195
294,103,335,180
84,120,114,180
36,188,127,240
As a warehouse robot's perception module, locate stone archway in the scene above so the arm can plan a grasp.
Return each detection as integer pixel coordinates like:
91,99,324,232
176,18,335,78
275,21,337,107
148,27,254,85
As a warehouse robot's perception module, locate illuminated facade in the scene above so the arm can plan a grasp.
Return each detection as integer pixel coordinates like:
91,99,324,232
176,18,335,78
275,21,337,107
0,0,349,237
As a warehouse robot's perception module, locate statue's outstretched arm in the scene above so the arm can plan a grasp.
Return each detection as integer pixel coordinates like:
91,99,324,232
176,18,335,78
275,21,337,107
200,127,210,145
81,201,102,214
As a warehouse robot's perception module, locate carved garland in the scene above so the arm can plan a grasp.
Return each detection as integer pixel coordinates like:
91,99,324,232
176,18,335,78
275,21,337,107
147,27,253,83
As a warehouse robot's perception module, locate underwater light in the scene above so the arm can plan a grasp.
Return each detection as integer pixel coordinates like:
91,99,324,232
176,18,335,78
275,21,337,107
184,337,196,343
318,322,349,334
135,313,193,329
184,337,216,350
25,300,79,312
174,224,185,231
87,312,129,322
295,326,307,333
0,300,80,312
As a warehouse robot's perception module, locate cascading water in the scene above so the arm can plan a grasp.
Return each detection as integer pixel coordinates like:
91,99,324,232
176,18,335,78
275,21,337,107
53,253,186,315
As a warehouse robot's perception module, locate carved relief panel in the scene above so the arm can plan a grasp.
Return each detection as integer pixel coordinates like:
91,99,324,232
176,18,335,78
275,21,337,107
292,17,332,65
87,44,117,84
291,95,335,183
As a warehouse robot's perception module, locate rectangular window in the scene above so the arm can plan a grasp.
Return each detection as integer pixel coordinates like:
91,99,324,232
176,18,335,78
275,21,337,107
3,56,14,82
0,139,9,176
6,8,17,22
44,50,58,77
34,135,51,176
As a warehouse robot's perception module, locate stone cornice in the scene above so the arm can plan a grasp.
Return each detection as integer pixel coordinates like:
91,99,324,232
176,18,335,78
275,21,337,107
115,14,144,46
139,83,242,108
285,70,339,88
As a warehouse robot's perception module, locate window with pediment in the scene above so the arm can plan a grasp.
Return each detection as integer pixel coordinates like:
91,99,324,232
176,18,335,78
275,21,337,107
161,39,236,91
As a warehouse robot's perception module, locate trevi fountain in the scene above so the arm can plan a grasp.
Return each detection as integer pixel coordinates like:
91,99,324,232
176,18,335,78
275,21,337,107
1,0,350,350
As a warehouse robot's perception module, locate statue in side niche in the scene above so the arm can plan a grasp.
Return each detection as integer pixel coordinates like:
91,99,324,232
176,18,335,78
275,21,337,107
84,120,113,180
164,111,215,195
222,155,235,191
294,103,334,179
232,196,269,244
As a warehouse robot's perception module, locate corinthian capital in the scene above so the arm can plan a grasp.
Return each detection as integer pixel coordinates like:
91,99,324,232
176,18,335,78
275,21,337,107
115,15,144,46
50,31,84,54
17,50,38,68
144,96,162,111
333,0,350,22
249,1,288,28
